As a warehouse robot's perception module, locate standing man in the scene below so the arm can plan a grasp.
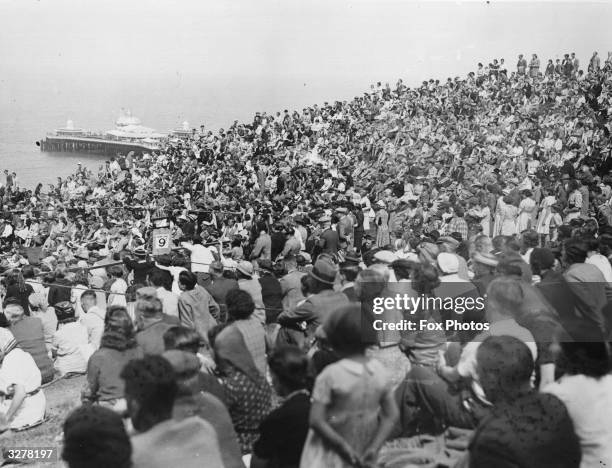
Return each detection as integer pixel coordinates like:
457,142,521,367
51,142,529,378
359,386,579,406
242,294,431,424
545,59,555,77
352,204,365,254
202,261,238,323
589,51,601,73
517,54,527,75
571,52,580,76
529,54,540,78
4,170,13,195
318,215,339,258
563,54,573,77
123,246,155,285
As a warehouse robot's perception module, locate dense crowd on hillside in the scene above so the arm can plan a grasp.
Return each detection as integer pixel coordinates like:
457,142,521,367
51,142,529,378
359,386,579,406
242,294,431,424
1,51,612,467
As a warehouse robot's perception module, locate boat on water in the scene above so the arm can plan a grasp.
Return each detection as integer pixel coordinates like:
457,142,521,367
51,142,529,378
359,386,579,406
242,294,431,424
38,110,193,155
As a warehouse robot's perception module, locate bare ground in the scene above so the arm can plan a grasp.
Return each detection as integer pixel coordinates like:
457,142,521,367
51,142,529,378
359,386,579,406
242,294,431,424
0,375,85,468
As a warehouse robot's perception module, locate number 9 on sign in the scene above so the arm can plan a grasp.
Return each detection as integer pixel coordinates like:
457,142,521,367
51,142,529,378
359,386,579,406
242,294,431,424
152,230,171,254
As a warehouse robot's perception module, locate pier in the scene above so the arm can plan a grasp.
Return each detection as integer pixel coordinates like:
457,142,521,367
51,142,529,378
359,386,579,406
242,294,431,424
38,134,161,155
39,115,167,155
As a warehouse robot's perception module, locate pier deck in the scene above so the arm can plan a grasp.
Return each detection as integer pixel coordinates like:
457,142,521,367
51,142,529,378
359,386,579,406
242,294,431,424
39,134,161,155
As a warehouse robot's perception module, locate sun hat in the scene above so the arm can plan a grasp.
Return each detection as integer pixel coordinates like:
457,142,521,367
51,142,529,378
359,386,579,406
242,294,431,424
236,260,254,278
437,252,459,274
309,258,338,285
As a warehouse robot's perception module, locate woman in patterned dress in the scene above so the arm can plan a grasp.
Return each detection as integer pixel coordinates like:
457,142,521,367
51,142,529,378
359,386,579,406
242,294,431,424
211,324,272,454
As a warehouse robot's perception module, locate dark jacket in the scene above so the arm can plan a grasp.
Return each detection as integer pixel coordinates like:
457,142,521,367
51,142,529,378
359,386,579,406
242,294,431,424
259,273,283,324
469,391,581,468
203,277,239,323
277,289,349,348
47,278,72,307
123,256,156,285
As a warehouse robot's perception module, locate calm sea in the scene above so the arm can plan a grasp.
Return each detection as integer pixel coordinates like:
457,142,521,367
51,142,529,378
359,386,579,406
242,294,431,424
2,1,612,189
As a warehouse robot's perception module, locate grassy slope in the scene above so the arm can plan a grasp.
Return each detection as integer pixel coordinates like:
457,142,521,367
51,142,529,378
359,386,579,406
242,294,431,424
1,375,85,467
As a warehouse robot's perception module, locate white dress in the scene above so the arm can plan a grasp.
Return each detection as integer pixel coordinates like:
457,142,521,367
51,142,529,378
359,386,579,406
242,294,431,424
536,196,556,235
0,349,46,430
494,198,519,236
517,197,536,232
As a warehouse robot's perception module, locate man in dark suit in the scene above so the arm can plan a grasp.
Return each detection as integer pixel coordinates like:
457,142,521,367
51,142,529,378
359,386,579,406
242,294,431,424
277,258,348,348
202,261,238,323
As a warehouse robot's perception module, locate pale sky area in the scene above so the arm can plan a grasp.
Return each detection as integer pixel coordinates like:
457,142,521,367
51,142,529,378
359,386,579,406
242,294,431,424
2,0,612,85
2,1,612,134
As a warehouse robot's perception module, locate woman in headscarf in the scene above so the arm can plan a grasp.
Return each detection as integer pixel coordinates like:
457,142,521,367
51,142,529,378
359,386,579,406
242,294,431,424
210,323,272,455
0,327,46,431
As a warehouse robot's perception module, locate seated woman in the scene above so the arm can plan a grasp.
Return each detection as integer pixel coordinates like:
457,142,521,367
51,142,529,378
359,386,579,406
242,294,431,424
52,302,92,376
28,292,58,356
251,345,311,468
4,300,55,384
82,306,142,413
209,323,273,455
0,328,46,431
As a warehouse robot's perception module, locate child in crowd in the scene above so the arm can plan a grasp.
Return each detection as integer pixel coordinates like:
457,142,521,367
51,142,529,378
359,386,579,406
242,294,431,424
300,304,398,468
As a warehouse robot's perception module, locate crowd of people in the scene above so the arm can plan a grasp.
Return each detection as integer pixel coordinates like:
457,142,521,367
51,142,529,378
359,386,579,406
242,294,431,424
1,50,612,467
